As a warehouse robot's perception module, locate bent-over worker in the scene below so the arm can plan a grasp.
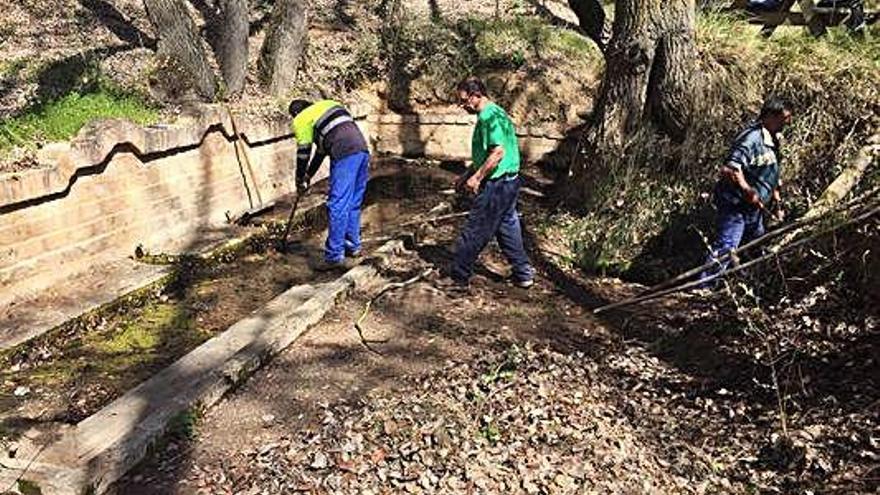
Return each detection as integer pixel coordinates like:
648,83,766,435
289,99,370,271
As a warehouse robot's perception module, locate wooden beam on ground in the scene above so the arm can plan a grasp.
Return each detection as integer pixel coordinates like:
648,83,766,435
0,241,405,494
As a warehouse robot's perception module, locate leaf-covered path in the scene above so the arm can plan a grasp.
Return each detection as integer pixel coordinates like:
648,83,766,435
115,167,878,495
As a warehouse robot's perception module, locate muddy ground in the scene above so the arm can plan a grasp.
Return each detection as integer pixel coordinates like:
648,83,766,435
0,164,453,445
109,165,878,494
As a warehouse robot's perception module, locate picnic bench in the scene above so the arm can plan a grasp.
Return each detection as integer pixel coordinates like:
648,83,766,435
729,0,877,37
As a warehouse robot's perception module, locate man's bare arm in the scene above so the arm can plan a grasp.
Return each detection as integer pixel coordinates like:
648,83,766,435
719,164,762,208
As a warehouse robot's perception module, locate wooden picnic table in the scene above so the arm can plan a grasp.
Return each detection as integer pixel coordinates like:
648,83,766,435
729,0,876,37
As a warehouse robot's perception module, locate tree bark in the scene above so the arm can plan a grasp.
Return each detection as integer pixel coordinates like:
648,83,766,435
143,0,216,99
594,0,695,146
644,1,696,143
569,0,696,202
258,0,308,98
567,0,608,51
214,0,249,97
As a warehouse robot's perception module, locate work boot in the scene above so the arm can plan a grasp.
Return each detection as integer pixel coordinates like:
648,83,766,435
513,278,534,289
312,258,347,273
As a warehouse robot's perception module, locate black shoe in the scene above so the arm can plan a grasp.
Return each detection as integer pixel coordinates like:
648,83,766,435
313,259,347,272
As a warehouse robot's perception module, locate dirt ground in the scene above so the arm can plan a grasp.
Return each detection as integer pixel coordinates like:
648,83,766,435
112,165,878,494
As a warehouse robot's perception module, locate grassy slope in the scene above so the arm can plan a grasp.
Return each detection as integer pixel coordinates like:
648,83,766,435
557,16,880,281
0,90,158,155
296,8,603,126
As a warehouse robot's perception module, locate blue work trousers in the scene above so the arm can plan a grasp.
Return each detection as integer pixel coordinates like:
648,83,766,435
700,199,765,283
451,176,534,283
325,151,370,262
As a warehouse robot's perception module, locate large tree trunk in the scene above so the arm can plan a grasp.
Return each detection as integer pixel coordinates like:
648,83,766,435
644,1,695,143
143,0,216,99
214,0,249,97
594,0,695,146
569,0,696,203
258,0,307,98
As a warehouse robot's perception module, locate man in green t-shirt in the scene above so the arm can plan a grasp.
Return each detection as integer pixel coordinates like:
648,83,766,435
444,77,534,290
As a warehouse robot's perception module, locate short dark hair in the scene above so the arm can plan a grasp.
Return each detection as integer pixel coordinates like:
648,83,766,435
760,96,790,119
288,99,311,117
457,77,487,97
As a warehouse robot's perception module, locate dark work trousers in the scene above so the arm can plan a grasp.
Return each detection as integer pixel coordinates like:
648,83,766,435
451,175,534,284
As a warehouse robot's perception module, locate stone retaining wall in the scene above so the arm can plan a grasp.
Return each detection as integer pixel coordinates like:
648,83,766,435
0,105,565,347
366,112,566,163
0,106,305,317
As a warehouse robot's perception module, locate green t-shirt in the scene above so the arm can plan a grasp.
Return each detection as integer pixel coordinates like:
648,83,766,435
471,102,520,179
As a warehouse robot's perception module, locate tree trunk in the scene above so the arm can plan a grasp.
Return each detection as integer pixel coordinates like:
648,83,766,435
569,0,696,202
143,0,216,99
258,0,308,98
644,1,695,143
214,0,249,97
594,0,695,147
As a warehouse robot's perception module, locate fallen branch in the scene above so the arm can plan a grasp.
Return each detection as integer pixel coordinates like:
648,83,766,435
805,138,879,218
773,137,879,249
353,268,435,354
594,202,879,314
648,189,879,294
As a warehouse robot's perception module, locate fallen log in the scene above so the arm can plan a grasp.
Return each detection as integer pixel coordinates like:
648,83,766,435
773,135,879,249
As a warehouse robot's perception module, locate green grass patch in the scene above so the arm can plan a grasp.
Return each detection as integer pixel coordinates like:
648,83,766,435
167,408,202,441
0,89,158,155
552,27,602,60
0,300,201,413
16,479,43,495
91,304,182,354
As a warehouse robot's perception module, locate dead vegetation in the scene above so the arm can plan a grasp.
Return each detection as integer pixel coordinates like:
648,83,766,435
116,175,878,493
